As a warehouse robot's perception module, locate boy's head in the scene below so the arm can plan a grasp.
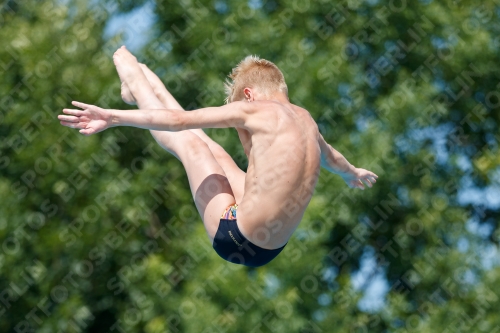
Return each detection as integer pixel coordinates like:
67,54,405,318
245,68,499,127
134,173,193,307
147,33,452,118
224,55,288,104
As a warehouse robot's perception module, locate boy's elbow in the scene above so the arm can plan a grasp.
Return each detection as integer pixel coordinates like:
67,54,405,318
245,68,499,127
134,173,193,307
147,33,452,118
320,155,332,170
321,153,339,173
167,109,185,131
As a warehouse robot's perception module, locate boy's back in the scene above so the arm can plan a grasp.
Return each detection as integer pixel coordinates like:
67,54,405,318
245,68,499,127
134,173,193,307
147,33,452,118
236,100,321,249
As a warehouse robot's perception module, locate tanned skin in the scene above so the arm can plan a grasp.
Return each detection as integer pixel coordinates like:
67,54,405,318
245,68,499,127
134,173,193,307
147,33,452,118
58,46,378,250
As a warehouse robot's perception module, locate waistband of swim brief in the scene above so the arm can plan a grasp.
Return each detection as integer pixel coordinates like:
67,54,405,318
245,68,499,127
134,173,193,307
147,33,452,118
220,218,287,252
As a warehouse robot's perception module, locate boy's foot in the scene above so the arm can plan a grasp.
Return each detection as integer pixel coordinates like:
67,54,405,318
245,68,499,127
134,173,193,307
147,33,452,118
119,63,163,105
120,81,136,105
113,46,146,105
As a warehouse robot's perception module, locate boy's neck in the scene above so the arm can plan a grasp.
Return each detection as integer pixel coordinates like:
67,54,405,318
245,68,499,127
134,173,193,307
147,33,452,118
259,92,289,104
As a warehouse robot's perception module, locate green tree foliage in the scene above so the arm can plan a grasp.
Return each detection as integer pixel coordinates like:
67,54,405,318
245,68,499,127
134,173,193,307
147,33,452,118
1,0,499,332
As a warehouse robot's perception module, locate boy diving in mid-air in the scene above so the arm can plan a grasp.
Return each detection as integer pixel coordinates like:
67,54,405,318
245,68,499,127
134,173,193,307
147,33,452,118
58,46,378,267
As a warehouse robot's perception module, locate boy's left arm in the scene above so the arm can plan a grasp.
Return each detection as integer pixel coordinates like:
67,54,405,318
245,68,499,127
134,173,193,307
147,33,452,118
318,132,378,190
58,101,253,135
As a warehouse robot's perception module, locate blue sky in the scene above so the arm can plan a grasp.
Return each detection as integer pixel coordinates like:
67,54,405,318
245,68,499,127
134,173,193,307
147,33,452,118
103,1,157,52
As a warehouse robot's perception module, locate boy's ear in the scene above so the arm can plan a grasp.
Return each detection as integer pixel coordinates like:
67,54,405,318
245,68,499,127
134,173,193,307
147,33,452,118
243,87,254,102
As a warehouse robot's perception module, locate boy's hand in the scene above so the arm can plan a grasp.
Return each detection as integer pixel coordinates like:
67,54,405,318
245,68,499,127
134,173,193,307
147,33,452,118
58,101,112,135
341,168,378,190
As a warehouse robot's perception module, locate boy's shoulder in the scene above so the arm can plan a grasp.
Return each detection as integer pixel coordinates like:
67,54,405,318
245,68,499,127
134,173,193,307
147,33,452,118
232,100,285,117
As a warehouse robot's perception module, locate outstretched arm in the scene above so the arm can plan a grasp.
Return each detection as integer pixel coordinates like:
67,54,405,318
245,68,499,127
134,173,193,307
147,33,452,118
318,133,378,190
58,101,253,135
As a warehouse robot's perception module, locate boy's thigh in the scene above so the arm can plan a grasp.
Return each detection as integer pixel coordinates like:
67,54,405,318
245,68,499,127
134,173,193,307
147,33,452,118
193,174,236,241
213,154,246,204
196,135,246,204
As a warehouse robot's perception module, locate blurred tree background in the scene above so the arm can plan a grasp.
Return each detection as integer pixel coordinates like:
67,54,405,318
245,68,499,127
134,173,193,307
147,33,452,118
1,0,500,332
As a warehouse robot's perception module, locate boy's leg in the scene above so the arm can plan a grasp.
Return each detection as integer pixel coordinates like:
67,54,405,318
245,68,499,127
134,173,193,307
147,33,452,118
120,61,245,204
137,63,246,203
113,46,235,240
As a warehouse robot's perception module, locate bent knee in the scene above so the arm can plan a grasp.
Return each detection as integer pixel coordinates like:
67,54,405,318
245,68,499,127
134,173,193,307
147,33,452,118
184,134,210,152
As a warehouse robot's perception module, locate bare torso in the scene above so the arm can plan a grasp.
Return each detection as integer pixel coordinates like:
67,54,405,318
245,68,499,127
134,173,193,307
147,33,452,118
236,101,321,249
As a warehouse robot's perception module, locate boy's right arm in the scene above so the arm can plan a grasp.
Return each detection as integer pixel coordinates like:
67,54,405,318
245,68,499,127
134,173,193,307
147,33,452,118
58,100,255,135
318,133,378,190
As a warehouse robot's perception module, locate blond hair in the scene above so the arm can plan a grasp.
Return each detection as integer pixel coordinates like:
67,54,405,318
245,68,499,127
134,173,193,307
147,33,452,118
224,55,288,104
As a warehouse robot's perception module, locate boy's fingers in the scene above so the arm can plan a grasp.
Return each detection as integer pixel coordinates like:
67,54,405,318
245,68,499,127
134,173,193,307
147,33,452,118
72,101,92,109
79,128,94,135
60,121,86,129
59,120,75,128
63,109,84,116
58,115,79,122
